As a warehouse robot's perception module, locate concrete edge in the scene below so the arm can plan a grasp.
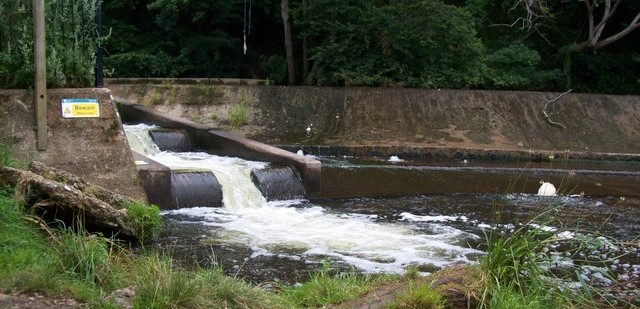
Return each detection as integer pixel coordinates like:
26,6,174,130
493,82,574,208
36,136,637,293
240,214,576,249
131,151,172,209
279,145,640,162
115,99,322,196
106,78,265,86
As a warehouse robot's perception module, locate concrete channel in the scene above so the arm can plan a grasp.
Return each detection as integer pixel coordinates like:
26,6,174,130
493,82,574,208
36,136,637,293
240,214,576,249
117,100,321,208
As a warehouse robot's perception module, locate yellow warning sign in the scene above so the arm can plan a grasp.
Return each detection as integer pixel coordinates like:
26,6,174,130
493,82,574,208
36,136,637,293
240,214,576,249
61,98,100,118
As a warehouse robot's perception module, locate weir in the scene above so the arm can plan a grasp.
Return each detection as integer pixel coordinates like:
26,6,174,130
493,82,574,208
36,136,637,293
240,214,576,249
116,100,321,197
115,90,639,297
124,124,483,274
251,165,306,201
149,129,193,152
170,171,222,208
124,124,305,209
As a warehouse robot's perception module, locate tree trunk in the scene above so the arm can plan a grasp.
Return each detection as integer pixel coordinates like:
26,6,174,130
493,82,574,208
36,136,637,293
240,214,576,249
302,0,309,83
0,162,147,241
28,161,136,208
281,0,295,85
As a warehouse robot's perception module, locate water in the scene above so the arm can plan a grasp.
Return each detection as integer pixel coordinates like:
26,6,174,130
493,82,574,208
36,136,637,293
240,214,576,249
124,124,481,276
124,124,640,301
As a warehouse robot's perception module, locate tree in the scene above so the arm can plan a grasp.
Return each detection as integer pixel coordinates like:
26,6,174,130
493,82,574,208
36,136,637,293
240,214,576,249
508,0,640,52
296,0,486,88
281,0,296,85
474,0,640,93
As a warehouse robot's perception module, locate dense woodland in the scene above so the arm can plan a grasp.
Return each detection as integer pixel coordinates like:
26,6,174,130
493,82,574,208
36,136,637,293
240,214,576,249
1,0,639,94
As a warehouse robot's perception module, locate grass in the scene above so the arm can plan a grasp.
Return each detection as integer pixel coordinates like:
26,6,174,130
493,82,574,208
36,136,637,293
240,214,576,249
0,185,282,308
143,88,164,106
476,199,614,309
57,227,112,285
229,90,255,127
0,189,62,292
387,280,445,309
0,144,631,308
0,142,26,169
125,201,163,243
280,260,386,308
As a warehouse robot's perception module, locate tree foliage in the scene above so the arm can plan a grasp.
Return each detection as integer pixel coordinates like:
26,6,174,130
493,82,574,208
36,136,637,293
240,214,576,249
2,0,638,93
0,0,97,88
465,0,640,93
297,0,486,88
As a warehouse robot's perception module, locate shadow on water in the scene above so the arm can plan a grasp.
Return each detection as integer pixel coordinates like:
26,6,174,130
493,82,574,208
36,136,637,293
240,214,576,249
319,156,640,198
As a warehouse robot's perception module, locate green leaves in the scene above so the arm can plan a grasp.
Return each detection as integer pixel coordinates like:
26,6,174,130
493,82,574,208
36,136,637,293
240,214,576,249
484,43,561,89
300,0,486,88
0,0,97,88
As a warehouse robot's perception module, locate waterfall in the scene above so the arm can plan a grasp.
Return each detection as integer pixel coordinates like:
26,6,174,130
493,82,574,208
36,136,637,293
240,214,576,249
123,124,481,274
123,124,267,209
124,124,160,156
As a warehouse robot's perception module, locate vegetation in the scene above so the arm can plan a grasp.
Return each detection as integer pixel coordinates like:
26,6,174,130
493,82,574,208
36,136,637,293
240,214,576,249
95,0,640,93
0,142,25,169
281,260,385,307
0,183,279,308
229,92,252,127
0,0,98,88
125,201,163,244
387,281,446,309
2,0,637,92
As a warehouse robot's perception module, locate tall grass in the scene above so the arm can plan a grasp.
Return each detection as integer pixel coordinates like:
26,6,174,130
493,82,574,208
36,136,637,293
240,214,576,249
386,280,446,309
0,0,98,88
125,201,163,243
280,261,381,308
477,202,611,309
0,187,63,293
57,227,112,285
0,142,23,168
229,91,253,127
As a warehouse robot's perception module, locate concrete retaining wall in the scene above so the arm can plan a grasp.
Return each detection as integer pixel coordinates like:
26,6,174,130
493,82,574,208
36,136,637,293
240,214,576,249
117,101,321,196
107,82,640,159
0,88,147,201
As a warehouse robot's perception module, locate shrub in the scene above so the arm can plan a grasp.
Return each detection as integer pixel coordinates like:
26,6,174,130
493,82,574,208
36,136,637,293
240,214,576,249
126,202,163,243
229,94,251,127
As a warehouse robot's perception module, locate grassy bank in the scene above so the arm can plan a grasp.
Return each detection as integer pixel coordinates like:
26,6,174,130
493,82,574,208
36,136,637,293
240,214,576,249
1,183,622,308
0,144,629,308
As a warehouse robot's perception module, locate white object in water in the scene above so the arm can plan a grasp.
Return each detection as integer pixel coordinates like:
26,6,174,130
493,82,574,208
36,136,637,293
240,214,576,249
388,156,403,162
296,149,304,156
462,159,468,164
537,181,557,196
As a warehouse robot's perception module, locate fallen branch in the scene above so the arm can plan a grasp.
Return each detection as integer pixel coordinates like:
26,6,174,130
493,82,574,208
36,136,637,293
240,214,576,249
28,161,136,208
542,89,572,129
0,164,141,240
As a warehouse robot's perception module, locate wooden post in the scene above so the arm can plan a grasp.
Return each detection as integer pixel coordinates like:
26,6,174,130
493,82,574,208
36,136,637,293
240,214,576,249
33,0,47,150
95,0,104,88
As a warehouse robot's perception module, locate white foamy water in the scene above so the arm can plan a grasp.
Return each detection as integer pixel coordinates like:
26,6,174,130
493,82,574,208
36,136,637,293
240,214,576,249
124,123,161,156
124,124,481,273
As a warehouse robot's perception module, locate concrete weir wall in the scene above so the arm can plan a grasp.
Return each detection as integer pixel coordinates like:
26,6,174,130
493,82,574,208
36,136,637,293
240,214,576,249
0,88,146,200
116,101,321,197
108,80,640,159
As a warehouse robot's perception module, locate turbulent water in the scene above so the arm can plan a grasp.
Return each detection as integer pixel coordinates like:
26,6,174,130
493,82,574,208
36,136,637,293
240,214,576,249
124,124,481,274
124,124,640,303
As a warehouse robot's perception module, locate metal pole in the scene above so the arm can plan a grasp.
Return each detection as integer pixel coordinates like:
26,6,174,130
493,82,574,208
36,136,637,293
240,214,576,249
95,0,104,88
33,0,47,150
